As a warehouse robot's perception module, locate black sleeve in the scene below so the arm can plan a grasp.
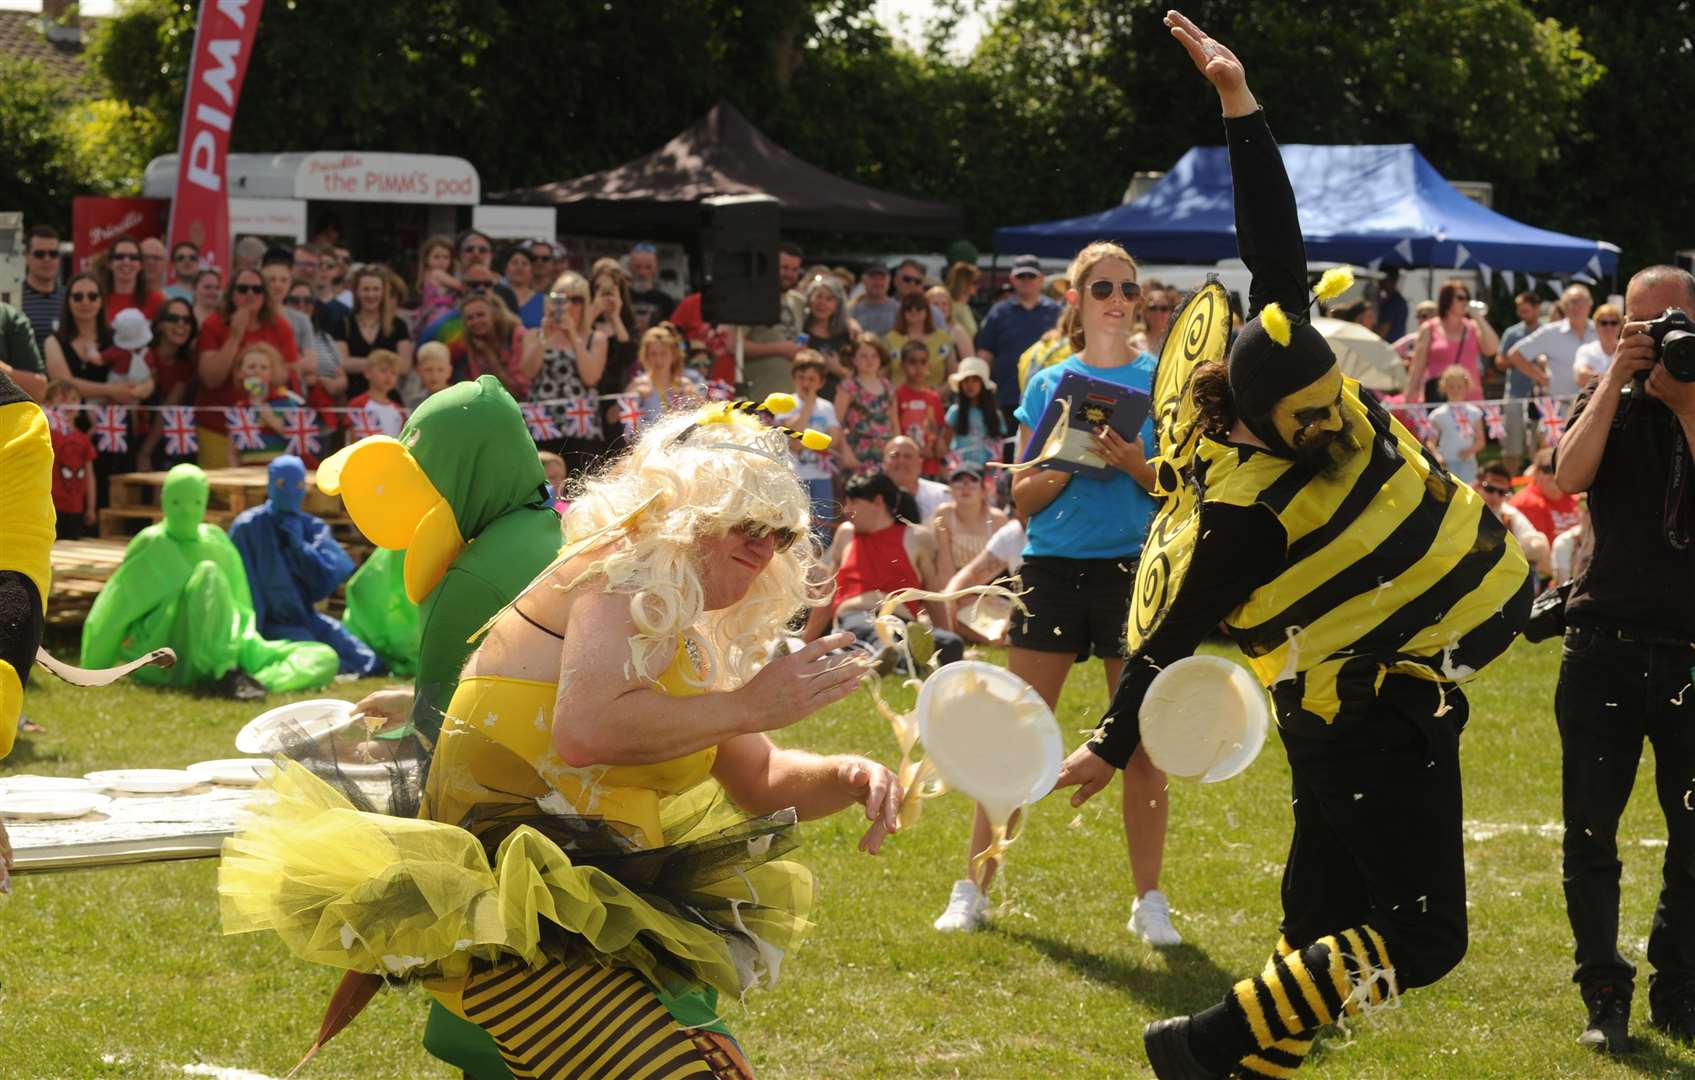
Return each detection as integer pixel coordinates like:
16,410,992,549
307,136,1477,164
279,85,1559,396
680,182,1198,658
1227,110,1310,320
1089,500,1286,768
0,571,43,694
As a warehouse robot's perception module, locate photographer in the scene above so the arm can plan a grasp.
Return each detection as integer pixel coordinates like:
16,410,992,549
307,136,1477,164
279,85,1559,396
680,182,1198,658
1551,265,1695,1054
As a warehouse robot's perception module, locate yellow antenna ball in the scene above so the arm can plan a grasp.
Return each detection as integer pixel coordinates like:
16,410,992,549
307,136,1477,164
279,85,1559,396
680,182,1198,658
1261,302,1292,346
1314,266,1355,304
761,392,798,415
800,430,833,452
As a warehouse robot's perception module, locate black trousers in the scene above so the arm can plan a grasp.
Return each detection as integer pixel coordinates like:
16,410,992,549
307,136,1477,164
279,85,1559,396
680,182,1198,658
1276,676,1471,992
1557,623,1695,1010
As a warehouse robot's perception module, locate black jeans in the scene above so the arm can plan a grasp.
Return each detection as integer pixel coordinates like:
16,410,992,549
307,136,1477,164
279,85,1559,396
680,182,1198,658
1277,676,1470,991
1557,623,1695,1009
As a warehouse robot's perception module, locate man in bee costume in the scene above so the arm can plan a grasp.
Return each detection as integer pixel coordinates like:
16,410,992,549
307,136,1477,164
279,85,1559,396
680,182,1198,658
1054,13,1532,1079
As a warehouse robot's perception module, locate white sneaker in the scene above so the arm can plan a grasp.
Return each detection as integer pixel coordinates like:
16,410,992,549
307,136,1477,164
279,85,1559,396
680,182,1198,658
933,879,990,932
1129,889,1183,947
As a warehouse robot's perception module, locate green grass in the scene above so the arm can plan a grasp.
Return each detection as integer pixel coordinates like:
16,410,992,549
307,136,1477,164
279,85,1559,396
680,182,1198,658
4,638,1694,1078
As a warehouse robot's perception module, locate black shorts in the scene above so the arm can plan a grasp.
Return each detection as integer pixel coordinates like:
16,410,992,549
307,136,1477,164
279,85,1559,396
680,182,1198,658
1009,554,1138,662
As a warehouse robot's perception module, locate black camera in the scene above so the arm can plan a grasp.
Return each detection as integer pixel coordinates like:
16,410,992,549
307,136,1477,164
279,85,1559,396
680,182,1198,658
1646,308,1695,382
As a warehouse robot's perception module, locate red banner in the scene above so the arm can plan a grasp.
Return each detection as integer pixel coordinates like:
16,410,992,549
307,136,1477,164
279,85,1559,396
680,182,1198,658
167,0,265,273
71,196,168,273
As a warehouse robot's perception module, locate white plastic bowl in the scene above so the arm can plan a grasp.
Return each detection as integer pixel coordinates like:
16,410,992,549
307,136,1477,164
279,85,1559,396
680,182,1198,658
1139,655,1269,783
914,661,1062,819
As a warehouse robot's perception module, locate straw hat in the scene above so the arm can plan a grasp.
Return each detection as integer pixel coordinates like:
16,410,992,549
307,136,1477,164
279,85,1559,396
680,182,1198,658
948,355,996,393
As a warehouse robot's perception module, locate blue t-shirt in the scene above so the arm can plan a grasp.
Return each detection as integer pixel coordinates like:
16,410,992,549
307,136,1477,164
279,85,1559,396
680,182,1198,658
976,296,1063,407
1014,352,1158,560
1498,321,1535,398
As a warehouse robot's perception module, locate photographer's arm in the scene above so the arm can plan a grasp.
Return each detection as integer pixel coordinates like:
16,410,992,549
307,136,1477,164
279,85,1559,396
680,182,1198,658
1557,324,1657,492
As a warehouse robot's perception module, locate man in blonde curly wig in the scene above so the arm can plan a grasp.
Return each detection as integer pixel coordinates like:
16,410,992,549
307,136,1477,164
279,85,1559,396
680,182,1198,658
229,391,907,1080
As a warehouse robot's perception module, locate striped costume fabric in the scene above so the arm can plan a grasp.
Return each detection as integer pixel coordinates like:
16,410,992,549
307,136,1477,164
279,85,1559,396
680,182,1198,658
459,957,718,1079
1193,379,1528,734
1233,929,1395,1078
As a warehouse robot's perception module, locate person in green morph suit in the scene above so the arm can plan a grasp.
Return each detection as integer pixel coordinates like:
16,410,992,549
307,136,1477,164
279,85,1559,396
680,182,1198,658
314,374,563,1078
80,464,339,697
340,547,419,678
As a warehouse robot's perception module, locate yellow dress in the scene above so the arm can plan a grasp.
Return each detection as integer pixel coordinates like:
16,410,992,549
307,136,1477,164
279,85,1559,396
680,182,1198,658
220,639,813,1079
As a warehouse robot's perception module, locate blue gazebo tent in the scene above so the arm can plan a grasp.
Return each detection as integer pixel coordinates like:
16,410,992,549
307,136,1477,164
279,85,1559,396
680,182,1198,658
995,142,1617,280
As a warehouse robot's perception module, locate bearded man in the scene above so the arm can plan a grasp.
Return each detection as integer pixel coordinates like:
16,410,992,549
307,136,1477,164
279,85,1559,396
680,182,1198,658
1055,13,1532,1079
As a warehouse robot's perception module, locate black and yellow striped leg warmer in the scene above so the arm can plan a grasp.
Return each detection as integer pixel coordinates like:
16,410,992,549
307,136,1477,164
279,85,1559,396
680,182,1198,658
460,957,717,1079
1238,938,1316,1079
1231,927,1395,1077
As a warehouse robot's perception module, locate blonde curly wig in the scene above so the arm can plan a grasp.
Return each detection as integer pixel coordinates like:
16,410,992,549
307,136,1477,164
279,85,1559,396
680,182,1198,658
559,402,826,689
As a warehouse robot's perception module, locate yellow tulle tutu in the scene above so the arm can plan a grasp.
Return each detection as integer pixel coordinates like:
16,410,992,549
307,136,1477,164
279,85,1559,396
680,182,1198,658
219,761,814,1001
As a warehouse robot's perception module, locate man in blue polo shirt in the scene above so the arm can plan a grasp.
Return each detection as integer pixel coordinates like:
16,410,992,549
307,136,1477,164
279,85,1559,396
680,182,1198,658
975,255,1063,428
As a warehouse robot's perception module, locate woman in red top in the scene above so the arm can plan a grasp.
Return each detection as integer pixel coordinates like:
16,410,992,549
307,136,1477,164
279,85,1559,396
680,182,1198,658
196,266,299,470
135,297,199,468
99,235,167,323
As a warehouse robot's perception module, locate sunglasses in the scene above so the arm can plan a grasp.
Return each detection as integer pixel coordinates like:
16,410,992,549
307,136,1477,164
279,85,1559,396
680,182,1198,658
29,249,57,259
174,252,199,262
461,244,491,255
898,275,922,285
70,290,100,302
286,295,314,307
734,520,800,553
158,313,192,325
109,252,140,262
1597,319,1621,327
1480,484,1512,497
1089,279,1143,302
234,283,265,295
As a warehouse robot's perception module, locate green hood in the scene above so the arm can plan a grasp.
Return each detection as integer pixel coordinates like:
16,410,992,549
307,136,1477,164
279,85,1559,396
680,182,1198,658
400,375,549,540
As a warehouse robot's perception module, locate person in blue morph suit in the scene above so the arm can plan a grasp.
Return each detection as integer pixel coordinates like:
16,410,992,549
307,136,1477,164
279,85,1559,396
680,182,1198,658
230,455,382,676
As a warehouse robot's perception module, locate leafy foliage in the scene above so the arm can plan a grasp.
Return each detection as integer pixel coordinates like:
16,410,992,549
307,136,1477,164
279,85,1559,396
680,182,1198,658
0,59,100,229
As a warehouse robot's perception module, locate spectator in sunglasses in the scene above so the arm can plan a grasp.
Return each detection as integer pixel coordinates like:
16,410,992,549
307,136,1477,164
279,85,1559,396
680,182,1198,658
164,241,201,301
1573,303,1622,390
98,234,166,323
135,298,200,468
1131,282,1179,354
20,224,62,352
1474,461,1550,578
195,266,300,470
455,228,519,313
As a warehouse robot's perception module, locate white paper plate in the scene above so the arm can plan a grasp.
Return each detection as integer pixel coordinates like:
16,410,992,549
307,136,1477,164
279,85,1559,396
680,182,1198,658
914,661,1062,820
236,698,358,754
82,769,204,795
1139,655,1269,783
0,775,103,796
0,791,112,820
186,758,278,787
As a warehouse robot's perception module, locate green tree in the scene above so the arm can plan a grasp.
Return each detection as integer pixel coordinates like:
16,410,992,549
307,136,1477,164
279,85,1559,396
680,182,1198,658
0,59,97,229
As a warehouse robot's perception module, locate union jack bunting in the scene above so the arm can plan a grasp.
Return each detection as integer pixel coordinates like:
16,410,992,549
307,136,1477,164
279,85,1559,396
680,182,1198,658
1481,404,1506,441
46,405,72,435
617,396,642,433
562,396,597,438
91,404,129,453
706,379,735,402
161,405,198,456
225,406,265,451
280,408,322,458
1537,397,1566,444
346,402,383,442
520,402,561,441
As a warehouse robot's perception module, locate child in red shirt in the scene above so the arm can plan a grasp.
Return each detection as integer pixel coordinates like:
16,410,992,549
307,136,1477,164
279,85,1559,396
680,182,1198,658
45,380,98,539
894,341,947,477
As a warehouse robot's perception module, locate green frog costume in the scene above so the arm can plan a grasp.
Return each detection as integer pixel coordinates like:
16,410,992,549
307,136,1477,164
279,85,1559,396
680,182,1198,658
79,464,339,693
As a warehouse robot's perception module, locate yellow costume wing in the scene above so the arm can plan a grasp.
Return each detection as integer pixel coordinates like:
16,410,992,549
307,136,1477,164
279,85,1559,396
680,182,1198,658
1128,280,1231,654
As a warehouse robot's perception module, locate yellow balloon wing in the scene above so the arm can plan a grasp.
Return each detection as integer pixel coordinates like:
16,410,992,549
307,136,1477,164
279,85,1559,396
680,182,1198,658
1128,279,1231,655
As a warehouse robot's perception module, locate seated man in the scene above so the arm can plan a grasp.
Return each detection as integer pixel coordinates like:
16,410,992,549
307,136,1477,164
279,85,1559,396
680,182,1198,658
943,515,1027,645
1477,460,1552,579
882,435,950,524
230,455,382,676
804,471,963,667
81,464,339,698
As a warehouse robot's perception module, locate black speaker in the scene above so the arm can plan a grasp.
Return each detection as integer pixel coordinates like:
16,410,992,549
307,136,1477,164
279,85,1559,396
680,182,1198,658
700,194,779,325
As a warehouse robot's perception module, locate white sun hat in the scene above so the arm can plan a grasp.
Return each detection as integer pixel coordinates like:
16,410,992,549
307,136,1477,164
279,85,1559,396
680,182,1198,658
948,355,997,394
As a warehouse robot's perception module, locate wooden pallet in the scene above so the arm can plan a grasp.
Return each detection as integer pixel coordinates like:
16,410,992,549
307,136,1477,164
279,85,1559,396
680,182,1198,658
100,467,352,541
46,538,129,626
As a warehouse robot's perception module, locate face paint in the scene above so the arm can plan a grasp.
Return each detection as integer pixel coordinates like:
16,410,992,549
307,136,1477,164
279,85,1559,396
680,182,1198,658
1270,365,1345,450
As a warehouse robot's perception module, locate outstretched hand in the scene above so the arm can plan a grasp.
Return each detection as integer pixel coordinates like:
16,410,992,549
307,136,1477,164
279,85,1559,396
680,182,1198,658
1052,743,1116,808
1165,10,1257,117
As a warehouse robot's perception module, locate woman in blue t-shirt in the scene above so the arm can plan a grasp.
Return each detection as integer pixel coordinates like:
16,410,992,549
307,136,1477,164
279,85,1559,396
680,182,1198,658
932,241,1180,947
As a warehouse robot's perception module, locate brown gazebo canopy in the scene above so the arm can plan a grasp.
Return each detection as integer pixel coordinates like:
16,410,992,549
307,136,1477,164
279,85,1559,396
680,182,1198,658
496,101,964,237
